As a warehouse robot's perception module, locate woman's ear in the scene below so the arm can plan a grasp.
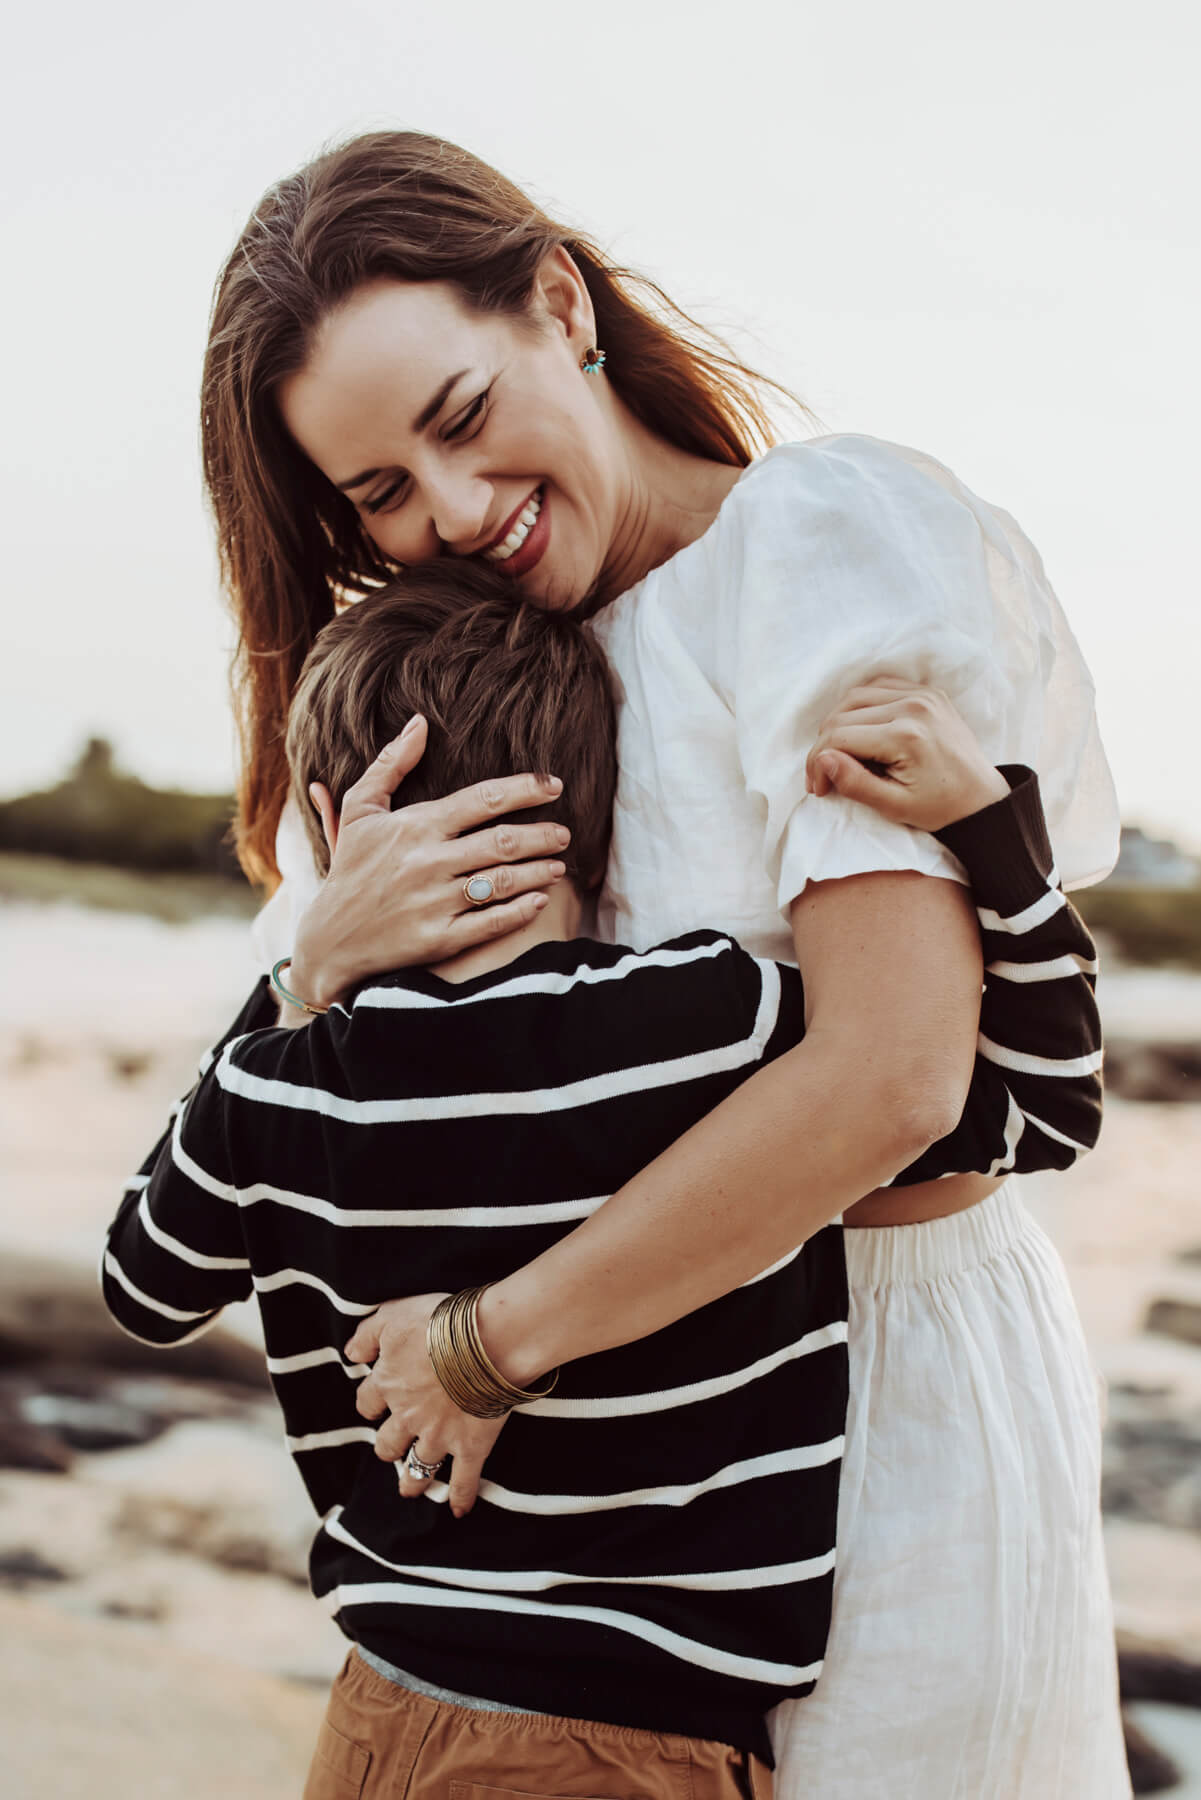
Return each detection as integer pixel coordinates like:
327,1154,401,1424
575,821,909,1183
310,782,340,860
534,245,594,350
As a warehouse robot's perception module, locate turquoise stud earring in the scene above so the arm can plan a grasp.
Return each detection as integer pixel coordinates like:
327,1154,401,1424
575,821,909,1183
580,346,607,375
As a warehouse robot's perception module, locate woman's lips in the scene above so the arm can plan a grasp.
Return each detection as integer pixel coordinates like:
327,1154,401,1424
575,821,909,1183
502,486,550,579
483,487,541,559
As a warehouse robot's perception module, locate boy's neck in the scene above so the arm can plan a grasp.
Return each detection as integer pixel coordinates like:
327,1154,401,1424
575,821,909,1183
429,881,588,985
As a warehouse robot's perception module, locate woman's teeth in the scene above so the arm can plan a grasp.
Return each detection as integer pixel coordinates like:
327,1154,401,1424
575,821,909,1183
485,490,542,562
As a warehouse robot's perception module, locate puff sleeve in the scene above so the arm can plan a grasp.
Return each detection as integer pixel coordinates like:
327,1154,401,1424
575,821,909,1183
713,436,1119,911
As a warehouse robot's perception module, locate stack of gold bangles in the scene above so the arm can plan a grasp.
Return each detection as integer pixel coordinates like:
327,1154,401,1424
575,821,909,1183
426,1286,558,1419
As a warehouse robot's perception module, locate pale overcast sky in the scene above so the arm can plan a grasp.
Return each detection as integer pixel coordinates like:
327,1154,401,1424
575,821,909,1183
3,0,1198,849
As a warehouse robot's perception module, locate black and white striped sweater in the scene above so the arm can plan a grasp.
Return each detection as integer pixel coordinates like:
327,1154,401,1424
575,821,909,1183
102,768,1101,1760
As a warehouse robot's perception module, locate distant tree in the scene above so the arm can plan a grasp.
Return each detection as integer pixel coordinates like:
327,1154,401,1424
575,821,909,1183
0,740,244,880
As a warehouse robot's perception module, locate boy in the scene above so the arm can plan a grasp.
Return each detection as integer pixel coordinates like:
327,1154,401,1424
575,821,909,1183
103,561,1101,1797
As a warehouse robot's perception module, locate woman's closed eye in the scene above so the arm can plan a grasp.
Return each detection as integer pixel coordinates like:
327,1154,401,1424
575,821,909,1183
363,476,410,516
442,387,490,442
362,390,491,515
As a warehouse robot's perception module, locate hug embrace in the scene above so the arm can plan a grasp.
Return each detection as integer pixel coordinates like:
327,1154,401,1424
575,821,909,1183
103,133,1131,1798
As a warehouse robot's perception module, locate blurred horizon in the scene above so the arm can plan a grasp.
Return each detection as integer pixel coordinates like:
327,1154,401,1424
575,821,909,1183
5,729,1199,866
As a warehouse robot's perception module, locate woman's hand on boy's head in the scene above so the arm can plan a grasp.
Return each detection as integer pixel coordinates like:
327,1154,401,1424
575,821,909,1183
345,1294,508,1517
289,718,570,1008
804,677,1010,833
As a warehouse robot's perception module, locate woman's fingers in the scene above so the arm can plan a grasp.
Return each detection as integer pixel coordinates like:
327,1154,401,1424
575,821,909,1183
374,1409,419,1464
444,892,553,949
814,750,913,818
308,782,339,857
825,677,928,713
344,1316,383,1367
813,701,905,739
448,819,572,876
455,860,567,906
813,721,912,761
394,1438,448,1498
338,716,429,826
446,1449,485,1518
354,1372,388,1421
805,721,910,793
438,772,564,837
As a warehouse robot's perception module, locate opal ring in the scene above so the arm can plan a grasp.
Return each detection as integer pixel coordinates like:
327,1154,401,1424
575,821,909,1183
463,875,496,907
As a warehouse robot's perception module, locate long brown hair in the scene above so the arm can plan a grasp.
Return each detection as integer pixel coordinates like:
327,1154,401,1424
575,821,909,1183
202,130,802,885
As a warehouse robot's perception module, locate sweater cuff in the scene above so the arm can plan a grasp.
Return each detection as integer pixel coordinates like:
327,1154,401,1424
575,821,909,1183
932,767,1056,917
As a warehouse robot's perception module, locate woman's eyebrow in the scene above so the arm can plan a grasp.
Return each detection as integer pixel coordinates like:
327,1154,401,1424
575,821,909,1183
413,369,470,433
335,370,471,493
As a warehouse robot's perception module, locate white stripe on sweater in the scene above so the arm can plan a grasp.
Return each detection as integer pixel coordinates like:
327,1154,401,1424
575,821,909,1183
244,1186,605,1230
323,1579,821,1687
1020,1107,1093,1154
525,1320,847,1419
322,1507,836,1593
750,957,783,1056
172,1106,236,1201
419,1442,843,1515
136,1193,250,1272
103,1250,215,1323
287,1425,377,1453
168,1112,608,1230
979,1033,1103,1079
977,886,1065,935
985,1092,1026,1177
253,1268,378,1314
215,1026,768,1125
986,952,1098,982
352,938,736,1010
267,1346,369,1378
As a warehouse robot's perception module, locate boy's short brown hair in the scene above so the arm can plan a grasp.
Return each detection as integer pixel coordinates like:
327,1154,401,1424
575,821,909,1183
285,560,618,888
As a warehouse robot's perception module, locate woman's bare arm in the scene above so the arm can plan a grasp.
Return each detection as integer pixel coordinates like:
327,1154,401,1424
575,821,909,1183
476,870,981,1380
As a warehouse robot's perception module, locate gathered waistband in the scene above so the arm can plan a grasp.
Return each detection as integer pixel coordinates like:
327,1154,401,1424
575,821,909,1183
843,1182,1033,1289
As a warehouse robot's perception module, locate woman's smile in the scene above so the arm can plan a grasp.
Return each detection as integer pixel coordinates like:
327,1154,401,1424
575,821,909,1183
481,485,544,564
483,486,550,576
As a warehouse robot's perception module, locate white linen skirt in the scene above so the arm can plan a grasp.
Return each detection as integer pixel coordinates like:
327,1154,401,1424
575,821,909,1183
769,1182,1130,1799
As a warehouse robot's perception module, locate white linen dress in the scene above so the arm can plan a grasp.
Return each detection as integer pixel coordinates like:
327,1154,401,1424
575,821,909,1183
257,434,1131,1798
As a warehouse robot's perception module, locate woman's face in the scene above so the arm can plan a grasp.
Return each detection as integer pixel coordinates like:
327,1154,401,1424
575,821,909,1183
278,256,626,611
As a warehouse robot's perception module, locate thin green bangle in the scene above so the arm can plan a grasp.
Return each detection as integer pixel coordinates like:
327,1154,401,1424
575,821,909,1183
271,957,329,1016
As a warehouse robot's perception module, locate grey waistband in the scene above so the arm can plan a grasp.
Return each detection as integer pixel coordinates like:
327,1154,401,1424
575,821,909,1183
356,1646,544,1717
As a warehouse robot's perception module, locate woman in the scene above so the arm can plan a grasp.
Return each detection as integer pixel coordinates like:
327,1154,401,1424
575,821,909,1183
200,132,1127,1794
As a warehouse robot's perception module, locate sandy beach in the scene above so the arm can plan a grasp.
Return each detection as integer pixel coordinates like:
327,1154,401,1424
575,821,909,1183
3,898,1200,1794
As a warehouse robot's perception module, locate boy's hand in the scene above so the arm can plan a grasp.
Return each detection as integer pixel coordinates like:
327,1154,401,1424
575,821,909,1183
804,676,1009,832
345,1295,508,1518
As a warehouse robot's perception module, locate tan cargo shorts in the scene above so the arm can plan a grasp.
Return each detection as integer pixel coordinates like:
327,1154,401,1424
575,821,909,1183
302,1649,772,1800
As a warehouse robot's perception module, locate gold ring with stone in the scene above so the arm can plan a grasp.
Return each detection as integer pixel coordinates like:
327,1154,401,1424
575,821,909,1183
463,875,496,907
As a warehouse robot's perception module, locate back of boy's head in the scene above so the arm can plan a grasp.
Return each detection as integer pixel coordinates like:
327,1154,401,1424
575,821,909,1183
286,560,617,888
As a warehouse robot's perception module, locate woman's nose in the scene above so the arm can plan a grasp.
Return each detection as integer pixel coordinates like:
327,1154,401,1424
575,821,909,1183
425,472,493,553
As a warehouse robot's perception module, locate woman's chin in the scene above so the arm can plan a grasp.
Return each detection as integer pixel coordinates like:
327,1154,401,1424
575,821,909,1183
516,563,585,614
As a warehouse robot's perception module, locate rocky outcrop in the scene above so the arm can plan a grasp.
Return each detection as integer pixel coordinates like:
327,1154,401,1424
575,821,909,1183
1120,1633,1201,1709
1146,1299,1201,1352
0,1250,268,1388
1104,1383,1201,1534
1104,1039,1201,1104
